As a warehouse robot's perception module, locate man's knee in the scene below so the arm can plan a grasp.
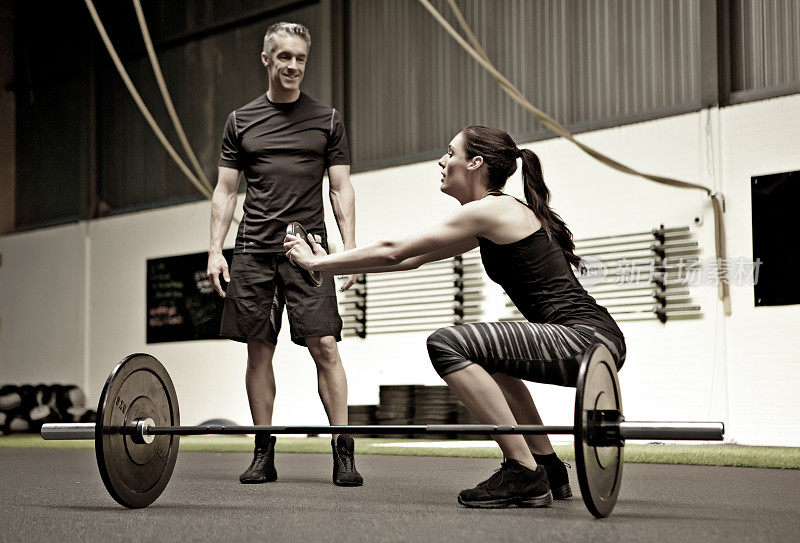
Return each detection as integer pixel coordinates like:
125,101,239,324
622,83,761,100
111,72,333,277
247,339,276,369
307,336,341,370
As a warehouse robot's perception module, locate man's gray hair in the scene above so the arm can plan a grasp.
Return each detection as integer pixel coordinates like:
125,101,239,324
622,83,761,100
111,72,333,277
263,22,311,58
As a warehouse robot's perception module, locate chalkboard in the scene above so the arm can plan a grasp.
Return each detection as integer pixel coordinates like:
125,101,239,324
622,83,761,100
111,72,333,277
146,249,233,343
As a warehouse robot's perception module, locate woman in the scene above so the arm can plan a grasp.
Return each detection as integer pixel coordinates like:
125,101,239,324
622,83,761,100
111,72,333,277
285,125,626,508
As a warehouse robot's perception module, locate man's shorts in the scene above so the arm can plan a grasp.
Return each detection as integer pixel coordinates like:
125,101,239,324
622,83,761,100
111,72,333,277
220,252,343,346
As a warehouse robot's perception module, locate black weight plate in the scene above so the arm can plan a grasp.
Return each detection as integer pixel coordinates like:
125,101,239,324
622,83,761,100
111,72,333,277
95,353,180,508
574,343,623,518
286,222,323,287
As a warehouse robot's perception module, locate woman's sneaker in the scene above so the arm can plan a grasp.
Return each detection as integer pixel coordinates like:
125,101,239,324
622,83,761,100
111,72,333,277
539,459,572,499
458,459,553,508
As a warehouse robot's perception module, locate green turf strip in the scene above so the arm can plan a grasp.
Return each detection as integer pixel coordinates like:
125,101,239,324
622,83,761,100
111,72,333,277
1,434,798,469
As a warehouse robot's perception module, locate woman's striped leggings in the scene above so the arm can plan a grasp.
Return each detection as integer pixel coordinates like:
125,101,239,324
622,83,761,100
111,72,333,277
426,322,625,387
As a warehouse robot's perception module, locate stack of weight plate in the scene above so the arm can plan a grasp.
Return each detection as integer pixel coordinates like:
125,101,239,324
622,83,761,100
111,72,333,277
0,383,96,435
376,385,415,437
454,401,489,440
412,386,459,439
347,405,377,437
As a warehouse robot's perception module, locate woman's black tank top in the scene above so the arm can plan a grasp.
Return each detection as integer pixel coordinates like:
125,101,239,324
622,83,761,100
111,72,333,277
477,194,623,340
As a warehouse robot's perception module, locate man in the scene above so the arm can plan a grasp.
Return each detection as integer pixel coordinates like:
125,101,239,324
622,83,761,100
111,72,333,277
207,22,362,487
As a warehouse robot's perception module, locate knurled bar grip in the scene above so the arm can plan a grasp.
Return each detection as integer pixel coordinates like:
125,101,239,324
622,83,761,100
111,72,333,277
40,423,572,440
145,424,575,436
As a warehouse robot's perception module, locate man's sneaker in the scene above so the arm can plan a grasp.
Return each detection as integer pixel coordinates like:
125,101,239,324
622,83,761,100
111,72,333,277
239,433,277,484
542,459,572,500
458,459,552,508
331,434,363,486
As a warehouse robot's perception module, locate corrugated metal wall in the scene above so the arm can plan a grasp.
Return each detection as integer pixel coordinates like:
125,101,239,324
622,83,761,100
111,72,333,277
730,0,800,99
13,0,800,229
349,0,703,168
572,0,701,124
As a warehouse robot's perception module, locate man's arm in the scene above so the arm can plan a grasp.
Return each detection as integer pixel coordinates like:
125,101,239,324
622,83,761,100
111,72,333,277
328,164,358,290
207,166,241,297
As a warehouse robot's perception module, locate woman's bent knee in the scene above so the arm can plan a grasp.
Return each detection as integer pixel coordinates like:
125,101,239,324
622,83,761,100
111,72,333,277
426,327,473,377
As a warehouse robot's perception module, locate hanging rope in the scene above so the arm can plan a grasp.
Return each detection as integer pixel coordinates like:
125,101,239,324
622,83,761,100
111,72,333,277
84,0,211,199
132,0,213,193
418,0,730,314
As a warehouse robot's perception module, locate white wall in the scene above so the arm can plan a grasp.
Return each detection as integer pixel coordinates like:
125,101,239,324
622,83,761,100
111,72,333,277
0,224,87,387
1,94,798,445
719,96,800,445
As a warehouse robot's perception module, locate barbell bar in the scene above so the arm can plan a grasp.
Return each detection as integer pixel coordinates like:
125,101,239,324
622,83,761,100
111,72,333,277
40,346,724,517
41,422,723,441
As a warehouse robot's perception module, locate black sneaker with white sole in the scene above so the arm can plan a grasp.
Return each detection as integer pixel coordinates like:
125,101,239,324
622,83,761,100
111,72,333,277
458,459,552,508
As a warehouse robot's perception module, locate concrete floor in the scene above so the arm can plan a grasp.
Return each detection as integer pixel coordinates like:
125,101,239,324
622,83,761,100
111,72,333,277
1,449,799,542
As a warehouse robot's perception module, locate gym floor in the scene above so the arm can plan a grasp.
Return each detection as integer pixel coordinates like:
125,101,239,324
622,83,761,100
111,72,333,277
1,448,799,542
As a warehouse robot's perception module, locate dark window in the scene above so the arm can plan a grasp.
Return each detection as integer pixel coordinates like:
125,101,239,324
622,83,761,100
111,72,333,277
751,170,800,306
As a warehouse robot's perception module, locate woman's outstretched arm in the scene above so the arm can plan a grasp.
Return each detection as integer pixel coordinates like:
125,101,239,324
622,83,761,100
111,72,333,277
284,201,490,275
339,236,479,274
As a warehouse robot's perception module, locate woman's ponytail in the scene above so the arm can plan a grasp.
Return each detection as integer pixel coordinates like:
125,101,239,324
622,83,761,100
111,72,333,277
460,126,581,270
518,148,581,269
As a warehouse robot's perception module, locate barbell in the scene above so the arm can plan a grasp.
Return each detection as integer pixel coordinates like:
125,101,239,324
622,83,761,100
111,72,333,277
41,344,724,517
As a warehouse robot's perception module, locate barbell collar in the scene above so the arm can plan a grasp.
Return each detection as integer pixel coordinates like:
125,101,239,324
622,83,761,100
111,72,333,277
41,423,96,440
618,421,724,441
130,418,156,445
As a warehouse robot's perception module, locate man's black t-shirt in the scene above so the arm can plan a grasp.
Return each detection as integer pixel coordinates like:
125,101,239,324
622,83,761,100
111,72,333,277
219,92,350,253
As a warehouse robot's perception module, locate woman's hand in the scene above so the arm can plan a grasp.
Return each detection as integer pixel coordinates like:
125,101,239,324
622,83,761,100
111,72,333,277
284,232,328,270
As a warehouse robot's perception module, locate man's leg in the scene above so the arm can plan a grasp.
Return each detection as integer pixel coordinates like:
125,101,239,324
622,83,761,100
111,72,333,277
276,252,357,485
245,338,277,425
306,335,363,486
218,252,283,483
239,338,279,484
305,335,348,440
